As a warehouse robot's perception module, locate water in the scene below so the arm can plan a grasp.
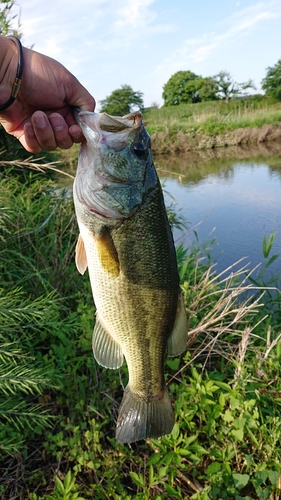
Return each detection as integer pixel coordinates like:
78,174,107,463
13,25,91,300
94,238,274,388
156,144,281,280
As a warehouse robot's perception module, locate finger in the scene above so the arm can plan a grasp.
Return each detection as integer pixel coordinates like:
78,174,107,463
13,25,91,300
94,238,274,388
69,123,85,143
31,111,57,151
21,122,43,153
49,113,73,149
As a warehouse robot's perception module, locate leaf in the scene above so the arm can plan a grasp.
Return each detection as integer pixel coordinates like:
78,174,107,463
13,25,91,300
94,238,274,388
149,465,155,486
219,393,226,408
171,423,180,440
163,483,181,498
189,444,209,454
158,466,168,480
166,358,180,371
183,434,198,446
233,473,249,490
223,409,234,423
262,232,277,259
231,428,244,441
129,471,144,488
265,254,279,268
64,470,75,494
147,453,161,466
54,476,65,495
267,470,278,485
206,462,221,475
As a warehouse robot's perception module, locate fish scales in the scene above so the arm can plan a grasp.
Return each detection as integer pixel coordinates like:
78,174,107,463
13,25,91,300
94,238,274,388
73,110,188,443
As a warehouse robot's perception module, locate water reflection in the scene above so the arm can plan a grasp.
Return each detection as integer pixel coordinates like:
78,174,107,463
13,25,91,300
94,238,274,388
156,144,281,279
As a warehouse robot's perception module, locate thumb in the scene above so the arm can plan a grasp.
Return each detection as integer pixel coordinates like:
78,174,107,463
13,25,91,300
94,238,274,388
66,75,96,112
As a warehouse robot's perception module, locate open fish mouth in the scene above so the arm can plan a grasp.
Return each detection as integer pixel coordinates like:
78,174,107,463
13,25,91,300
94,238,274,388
75,109,143,151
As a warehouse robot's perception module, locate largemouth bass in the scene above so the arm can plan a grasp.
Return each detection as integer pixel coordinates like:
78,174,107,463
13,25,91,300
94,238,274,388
73,109,188,443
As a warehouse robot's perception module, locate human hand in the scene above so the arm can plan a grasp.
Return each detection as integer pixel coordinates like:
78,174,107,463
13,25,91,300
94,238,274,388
0,37,95,153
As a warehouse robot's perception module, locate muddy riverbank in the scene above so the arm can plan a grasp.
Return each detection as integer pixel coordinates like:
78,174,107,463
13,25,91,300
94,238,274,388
151,122,281,155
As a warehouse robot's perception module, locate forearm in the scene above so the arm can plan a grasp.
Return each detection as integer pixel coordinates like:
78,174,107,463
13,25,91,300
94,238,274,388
0,35,19,106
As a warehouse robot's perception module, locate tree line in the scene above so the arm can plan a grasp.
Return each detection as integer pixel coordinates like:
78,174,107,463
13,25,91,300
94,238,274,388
100,60,281,115
0,0,280,115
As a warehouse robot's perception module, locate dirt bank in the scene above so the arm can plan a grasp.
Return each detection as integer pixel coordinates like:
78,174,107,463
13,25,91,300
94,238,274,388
151,123,281,155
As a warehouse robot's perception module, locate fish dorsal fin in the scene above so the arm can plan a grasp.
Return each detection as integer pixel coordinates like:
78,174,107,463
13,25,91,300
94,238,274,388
167,294,188,357
75,234,88,275
93,315,124,369
96,228,120,277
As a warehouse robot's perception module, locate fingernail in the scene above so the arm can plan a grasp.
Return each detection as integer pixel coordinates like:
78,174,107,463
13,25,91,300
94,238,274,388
25,122,35,137
50,114,64,131
33,112,47,129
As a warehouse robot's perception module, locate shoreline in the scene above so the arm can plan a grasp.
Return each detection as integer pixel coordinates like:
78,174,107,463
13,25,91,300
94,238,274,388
150,122,281,155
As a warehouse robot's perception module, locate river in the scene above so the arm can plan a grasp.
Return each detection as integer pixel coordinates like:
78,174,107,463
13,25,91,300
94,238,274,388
156,143,281,282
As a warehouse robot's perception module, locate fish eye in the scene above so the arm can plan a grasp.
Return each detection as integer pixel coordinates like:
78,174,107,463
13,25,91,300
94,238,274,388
133,143,148,159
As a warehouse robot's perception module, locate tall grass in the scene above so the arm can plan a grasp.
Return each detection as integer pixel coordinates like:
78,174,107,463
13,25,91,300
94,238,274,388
1,163,281,499
144,96,281,137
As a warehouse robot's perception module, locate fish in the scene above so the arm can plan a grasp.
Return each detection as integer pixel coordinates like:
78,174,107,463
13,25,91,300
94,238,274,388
73,109,188,443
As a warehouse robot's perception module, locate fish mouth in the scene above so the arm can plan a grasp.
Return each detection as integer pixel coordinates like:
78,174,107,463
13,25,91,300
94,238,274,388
75,109,143,151
75,108,143,132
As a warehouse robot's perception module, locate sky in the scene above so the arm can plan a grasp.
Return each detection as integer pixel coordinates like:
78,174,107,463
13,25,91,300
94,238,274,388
12,0,281,109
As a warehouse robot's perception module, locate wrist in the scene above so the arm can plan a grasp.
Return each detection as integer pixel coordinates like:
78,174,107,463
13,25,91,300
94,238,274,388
0,36,18,100
0,36,23,113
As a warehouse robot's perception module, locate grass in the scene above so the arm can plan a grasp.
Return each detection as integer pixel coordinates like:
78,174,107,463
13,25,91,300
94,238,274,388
0,160,281,499
144,96,281,151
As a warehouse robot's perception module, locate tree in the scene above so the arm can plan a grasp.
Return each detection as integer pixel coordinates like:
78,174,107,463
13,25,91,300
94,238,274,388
261,59,281,100
162,71,198,106
214,71,256,102
193,76,219,103
99,84,144,116
162,71,218,106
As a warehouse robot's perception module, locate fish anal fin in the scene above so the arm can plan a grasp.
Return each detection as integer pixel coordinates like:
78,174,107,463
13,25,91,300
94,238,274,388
116,385,174,443
93,315,123,369
167,294,188,357
75,234,88,275
96,228,120,277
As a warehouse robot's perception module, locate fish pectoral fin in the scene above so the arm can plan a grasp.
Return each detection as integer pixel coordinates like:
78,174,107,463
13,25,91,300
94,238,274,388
167,294,188,357
75,234,88,275
96,227,120,277
93,315,124,369
116,385,174,444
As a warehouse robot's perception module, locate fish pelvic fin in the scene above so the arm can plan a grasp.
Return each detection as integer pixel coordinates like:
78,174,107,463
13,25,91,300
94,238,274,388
116,385,174,444
75,234,88,275
167,294,188,357
96,228,120,277
93,315,124,369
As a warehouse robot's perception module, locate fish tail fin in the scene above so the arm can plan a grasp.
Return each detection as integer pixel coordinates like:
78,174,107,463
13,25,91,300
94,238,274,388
116,385,174,444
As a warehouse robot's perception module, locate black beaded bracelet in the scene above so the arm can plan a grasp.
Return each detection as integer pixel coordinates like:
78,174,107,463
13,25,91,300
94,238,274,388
0,35,24,112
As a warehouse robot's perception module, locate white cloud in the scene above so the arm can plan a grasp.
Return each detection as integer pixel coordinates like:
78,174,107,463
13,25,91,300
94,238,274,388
155,1,281,76
114,0,156,28
113,0,175,36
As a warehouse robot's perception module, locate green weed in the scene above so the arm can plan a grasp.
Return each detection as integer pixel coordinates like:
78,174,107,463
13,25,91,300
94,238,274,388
1,165,281,499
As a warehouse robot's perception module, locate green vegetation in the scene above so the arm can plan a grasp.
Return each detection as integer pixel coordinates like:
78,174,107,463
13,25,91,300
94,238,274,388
162,70,256,107
144,96,281,152
99,84,144,116
145,96,281,136
214,71,256,103
0,0,21,36
262,59,281,101
1,159,281,499
162,71,219,105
